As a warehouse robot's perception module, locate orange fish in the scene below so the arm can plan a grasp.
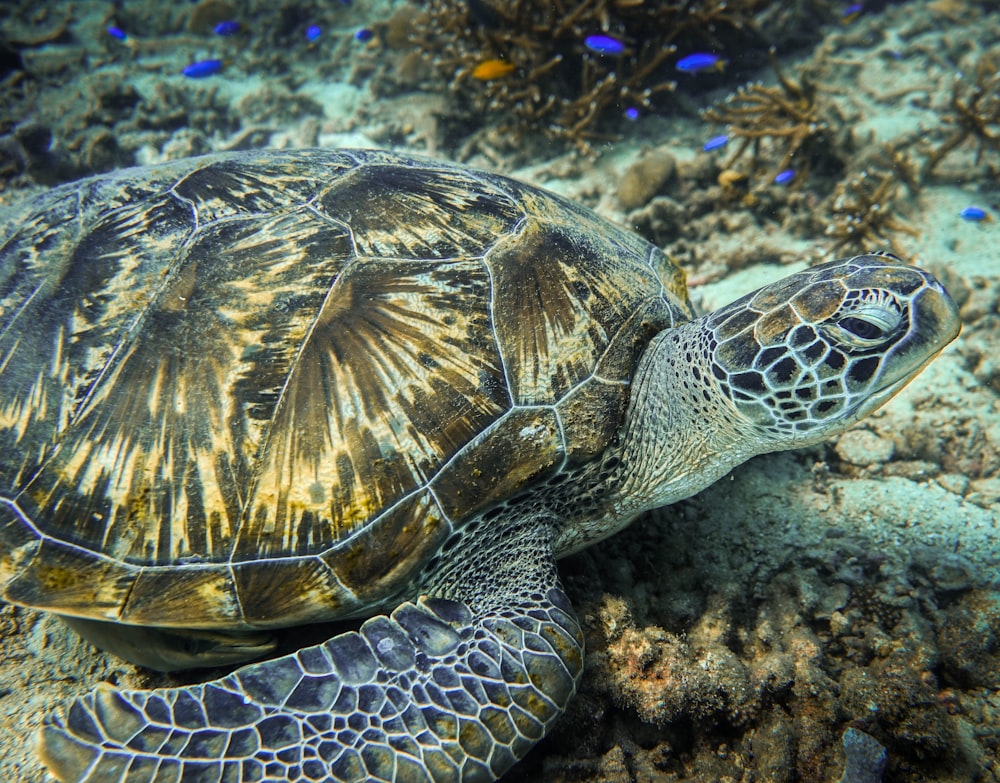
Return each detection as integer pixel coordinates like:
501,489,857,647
472,59,516,80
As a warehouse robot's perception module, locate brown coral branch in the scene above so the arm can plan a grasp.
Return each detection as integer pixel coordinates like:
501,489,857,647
921,56,1000,179
824,168,919,257
702,49,840,182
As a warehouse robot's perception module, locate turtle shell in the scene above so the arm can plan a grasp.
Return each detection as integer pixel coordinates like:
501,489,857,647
0,148,692,630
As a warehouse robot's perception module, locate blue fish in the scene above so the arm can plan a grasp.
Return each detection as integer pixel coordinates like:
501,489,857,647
305,25,322,42
703,134,728,151
624,107,640,121
182,59,223,78
106,25,127,41
355,28,374,42
774,169,796,184
214,20,241,36
842,4,864,22
584,34,626,56
676,53,725,73
959,206,988,221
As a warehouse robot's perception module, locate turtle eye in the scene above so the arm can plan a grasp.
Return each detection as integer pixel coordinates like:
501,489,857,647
839,315,886,341
828,292,903,348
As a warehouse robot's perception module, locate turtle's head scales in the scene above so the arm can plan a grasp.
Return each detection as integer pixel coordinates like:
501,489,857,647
706,252,960,450
616,252,959,516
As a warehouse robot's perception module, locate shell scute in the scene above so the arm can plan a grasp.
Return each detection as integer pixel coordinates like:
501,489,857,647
0,502,39,590
0,191,193,496
315,162,524,259
556,379,630,463
430,407,562,521
2,537,134,618
21,202,358,567
123,564,238,626
171,150,352,222
487,216,669,405
232,255,508,563
231,556,348,627
595,297,679,382
324,491,448,607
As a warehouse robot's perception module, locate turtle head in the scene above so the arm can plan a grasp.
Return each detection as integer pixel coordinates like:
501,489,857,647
595,253,959,527
706,252,960,449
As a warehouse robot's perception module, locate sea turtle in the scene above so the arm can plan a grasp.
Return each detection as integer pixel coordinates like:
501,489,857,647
0,148,958,783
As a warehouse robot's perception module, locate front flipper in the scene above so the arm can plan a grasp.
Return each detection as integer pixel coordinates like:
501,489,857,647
40,517,584,782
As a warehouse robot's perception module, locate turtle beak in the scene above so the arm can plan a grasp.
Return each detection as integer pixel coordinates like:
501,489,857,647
901,273,961,361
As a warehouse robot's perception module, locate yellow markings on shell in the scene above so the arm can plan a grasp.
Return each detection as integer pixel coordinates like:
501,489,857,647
33,562,80,593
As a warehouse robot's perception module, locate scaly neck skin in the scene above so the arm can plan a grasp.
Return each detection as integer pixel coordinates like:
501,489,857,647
554,317,767,556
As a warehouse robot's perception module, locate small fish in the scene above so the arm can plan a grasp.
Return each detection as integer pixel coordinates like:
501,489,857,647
841,4,864,23
584,34,626,56
355,28,374,42
472,59,516,80
624,107,640,121
959,206,989,221
106,25,127,41
182,58,223,78
214,20,241,36
305,25,322,42
703,134,728,151
676,52,725,73
774,168,796,184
